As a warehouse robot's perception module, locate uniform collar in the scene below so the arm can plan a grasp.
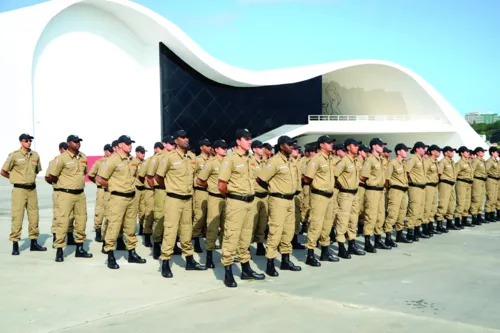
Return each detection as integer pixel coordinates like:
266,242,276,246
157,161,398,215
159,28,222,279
276,151,289,162
17,148,31,156
319,151,330,159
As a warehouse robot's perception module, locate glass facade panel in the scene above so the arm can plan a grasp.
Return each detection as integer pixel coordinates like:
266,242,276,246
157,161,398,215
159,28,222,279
160,43,322,144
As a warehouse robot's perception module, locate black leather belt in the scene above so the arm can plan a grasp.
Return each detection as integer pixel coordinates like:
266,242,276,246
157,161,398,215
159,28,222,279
227,193,254,202
474,176,487,182
295,190,300,195
311,188,334,198
167,192,192,200
154,185,166,190
358,183,366,188
136,186,145,191
365,185,384,191
104,188,109,192
439,179,455,186
338,188,358,194
111,191,135,198
56,188,84,195
14,183,36,190
457,178,473,184
209,192,225,199
97,185,102,189
195,186,207,192
409,183,426,189
426,182,438,187
488,176,500,181
254,192,268,199
390,185,408,192
269,193,294,200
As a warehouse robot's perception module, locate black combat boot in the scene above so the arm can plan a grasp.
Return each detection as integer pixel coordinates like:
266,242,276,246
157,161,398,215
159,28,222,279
12,241,20,255
447,218,459,230
138,223,144,236
128,249,146,263
66,232,76,245
266,259,279,277
491,212,498,222
55,248,64,262
436,221,448,233
280,253,302,271
186,255,207,271
299,222,308,235
463,216,472,227
75,243,93,258
173,238,182,255
144,234,153,247
364,235,377,253
347,240,365,255
337,242,351,259
153,242,161,259
478,213,487,224
193,237,203,253
101,241,107,254
292,234,305,250
429,222,441,235
496,210,500,221
385,233,398,247
459,216,467,228
116,236,126,250
161,260,172,278
395,230,413,243
240,262,265,280
256,242,266,256
408,229,418,242
425,223,434,237
487,212,494,222
305,248,321,267
416,226,429,239
224,265,237,287
329,227,336,244
95,228,103,242
319,246,339,262
206,250,215,269
107,251,119,269
357,222,364,237
374,235,391,249
30,239,47,251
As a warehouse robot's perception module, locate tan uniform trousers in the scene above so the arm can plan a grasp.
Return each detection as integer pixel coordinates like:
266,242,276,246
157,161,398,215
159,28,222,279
152,189,166,243
496,180,500,210
51,191,75,234
206,195,226,251
221,197,253,266
54,191,87,248
348,191,360,240
103,195,138,252
266,196,294,259
159,196,194,261
384,188,406,233
335,191,356,243
135,188,146,224
407,186,425,229
252,196,268,243
424,185,438,223
332,188,340,226
300,185,311,222
101,191,111,240
397,193,408,226
363,189,385,236
192,190,209,238
306,193,334,249
485,178,498,213
93,187,105,230
143,189,155,234
455,181,472,217
358,186,366,219
10,187,39,242
436,183,455,221
470,179,486,215
294,193,301,234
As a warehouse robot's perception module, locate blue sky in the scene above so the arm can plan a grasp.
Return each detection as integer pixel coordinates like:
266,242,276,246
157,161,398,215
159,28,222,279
2,0,499,115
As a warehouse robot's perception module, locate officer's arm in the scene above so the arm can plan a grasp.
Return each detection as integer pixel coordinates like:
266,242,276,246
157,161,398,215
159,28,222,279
95,176,108,187
146,176,155,191
302,176,312,185
218,180,228,196
196,178,207,188
1,169,9,179
1,155,13,179
256,178,268,190
155,174,165,188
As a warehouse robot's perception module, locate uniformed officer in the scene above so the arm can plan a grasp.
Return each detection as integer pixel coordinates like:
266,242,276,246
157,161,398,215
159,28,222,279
334,138,365,258
435,146,457,232
96,135,146,269
155,130,206,278
406,141,429,241
331,143,346,241
303,135,339,266
1,133,46,255
484,147,499,222
197,139,229,268
423,145,441,236
218,129,266,288
48,135,92,262
299,144,317,234
192,138,212,253
88,144,113,242
131,146,147,235
290,142,305,249
470,147,487,225
356,144,370,236
257,135,302,276
249,140,268,255
455,146,473,228
263,143,274,160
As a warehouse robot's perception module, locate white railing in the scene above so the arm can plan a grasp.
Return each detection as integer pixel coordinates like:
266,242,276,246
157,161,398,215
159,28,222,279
308,115,442,122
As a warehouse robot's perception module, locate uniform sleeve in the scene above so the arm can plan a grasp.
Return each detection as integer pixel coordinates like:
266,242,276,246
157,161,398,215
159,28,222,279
360,159,372,178
259,160,278,182
97,157,116,180
471,159,478,172
485,160,493,172
146,156,159,177
36,154,42,173
334,160,346,177
304,157,319,179
455,161,461,173
49,156,64,177
2,153,14,172
197,161,213,181
88,159,101,178
218,158,233,182
385,161,393,179
138,159,149,178
45,160,53,177
406,156,415,172
82,154,88,175
438,161,444,175
156,155,170,178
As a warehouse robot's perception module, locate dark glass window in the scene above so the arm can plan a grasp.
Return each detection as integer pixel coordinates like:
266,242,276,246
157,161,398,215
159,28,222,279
160,43,322,144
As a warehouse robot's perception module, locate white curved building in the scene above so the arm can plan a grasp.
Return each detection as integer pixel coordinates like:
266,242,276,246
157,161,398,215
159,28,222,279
0,0,486,170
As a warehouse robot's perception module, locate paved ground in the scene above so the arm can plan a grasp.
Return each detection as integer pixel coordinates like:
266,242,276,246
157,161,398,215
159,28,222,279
1,178,500,333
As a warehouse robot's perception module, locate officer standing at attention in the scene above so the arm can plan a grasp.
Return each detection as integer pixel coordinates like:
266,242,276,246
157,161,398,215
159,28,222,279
192,138,212,253
303,135,339,266
88,144,113,242
290,142,305,249
435,146,458,232
197,139,229,268
257,135,302,276
356,145,370,236
249,140,268,256
131,146,147,235
96,135,146,269
1,133,46,255
263,143,274,160
423,145,441,236
218,129,266,288
155,130,206,278
470,147,487,225
299,145,316,234
455,146,473,228
406,141,429,241
331,143,347,240
48,135,92,262
484,147,499,222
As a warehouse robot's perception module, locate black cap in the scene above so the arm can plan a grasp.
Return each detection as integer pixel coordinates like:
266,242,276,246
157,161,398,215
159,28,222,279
277,135,295,146
305,144,316,153
67,135,82,142
263,143,273,150
212,139,229,149
333,143,346,151
199,138,211,147
394,143,409,152
428,144,441,152
442,146,456,153
154,142,163,149
19,133,34,141
344,138,361,147
103,144,113,153
457,146,469,154
235,128,252,139
135,146,146,153
369,138,386,147
489,147,498,154
111,140,119,148
251,140,264,149
59,142,68,150
383,147,392,153
172,130,187,139
162,135,175,145
292,142,300,149
413,141,428,150
359,144,371,153
317,135,335,144
474,147,486,154
117,135,135,144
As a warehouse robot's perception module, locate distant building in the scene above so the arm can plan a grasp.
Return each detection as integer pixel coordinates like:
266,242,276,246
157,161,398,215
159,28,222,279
466,111,499,125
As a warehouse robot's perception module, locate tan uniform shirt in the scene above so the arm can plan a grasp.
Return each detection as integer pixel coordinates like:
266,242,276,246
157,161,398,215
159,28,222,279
88,157,105,179
455,157,473,180
360,154,385,187
406,154,426,185
130,157,143,186
259,152,295,194
46,158,57,189
472,157,487,178
250,155,267,194
146,151,167,187
290,156,301,193
49,150,87,190
156,149,195,195
194,154,210,187
424,158,439,184
97,153,135,193
138,156,153,189
305,151,335,193
219,149,254,196
2,149,41,185
334,154,359,190
438,157,457,181
386,158,408,187
486,157,499,178
198,156,223,194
